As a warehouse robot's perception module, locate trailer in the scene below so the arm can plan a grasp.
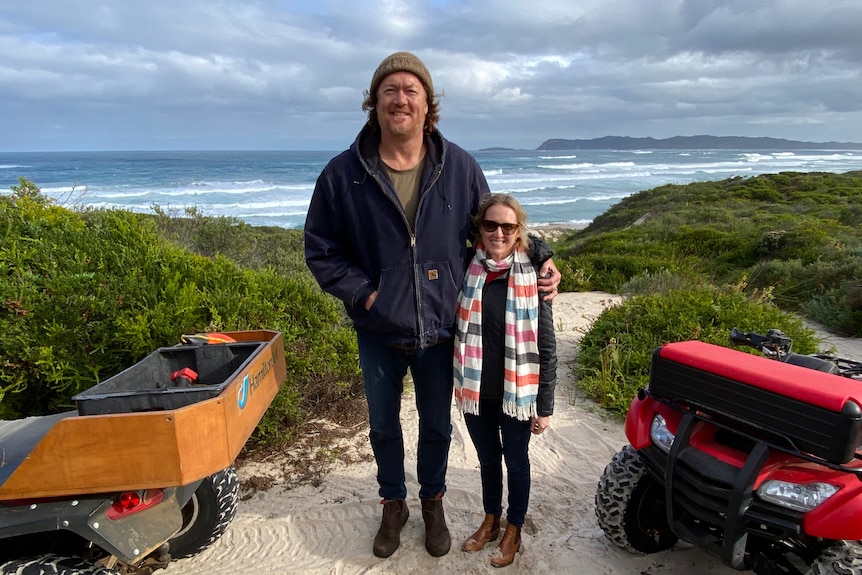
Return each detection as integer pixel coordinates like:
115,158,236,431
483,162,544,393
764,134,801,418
0,330,286,575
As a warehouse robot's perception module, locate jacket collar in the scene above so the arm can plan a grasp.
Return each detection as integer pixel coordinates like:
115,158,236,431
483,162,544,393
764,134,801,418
354,123,445,173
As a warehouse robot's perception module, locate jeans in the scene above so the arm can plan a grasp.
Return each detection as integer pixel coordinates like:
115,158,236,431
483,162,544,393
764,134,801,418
464,400,532,527
357,331,454,501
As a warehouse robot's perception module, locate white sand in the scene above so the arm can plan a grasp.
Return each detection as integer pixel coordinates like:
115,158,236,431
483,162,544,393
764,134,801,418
162,291,862,575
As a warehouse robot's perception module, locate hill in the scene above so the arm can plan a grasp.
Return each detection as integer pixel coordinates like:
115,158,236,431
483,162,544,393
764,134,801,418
537,135,862,151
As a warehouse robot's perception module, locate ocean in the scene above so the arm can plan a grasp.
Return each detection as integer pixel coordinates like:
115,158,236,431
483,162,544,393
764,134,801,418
2,148,862,229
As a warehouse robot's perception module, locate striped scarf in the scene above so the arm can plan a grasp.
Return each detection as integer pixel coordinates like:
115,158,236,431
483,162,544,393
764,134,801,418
453,244,540,421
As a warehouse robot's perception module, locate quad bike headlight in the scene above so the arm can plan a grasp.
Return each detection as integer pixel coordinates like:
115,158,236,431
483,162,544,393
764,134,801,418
650,414,675,453
757,480,838,512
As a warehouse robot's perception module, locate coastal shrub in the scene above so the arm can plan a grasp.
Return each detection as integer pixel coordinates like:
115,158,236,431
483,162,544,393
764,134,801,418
618,268,706,297
2,202,177,413
558,240,701,293
755,225,832,264
663,225,760,276
837,204,862,227
663,226,740,259
744,260,814,309
553,171,862,336
728,174,783,202
803,281,862,337
148,205,310,278
575,286,816,416
0,186,360,448
569,254,635,292
555,258,592,293
744,255,862,317
10,176,44,201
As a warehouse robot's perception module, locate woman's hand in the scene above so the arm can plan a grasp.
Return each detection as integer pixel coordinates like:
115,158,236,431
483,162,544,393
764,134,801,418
531,415,550,435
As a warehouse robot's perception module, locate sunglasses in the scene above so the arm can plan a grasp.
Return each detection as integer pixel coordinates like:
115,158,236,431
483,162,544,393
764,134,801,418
480,220,520,235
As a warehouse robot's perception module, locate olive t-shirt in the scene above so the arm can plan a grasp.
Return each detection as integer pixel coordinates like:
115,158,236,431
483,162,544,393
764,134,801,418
385,159,424,232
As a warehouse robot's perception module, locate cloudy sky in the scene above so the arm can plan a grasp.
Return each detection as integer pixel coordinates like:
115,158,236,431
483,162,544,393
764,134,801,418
2,0,861,152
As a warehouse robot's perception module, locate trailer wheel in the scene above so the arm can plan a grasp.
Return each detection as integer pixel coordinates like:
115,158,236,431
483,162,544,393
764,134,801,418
595,445,678,554
168,466,239,559
0,555,117,575
806,540,862,575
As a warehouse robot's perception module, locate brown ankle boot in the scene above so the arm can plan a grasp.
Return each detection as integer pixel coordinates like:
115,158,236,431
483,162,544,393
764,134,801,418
421,497,451,557
373,500,408,558
490,523,521,568
462,513,501,552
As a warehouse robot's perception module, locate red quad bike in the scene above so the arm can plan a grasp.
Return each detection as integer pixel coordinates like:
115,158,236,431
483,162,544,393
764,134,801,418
595,328,862,575
0,331,286,575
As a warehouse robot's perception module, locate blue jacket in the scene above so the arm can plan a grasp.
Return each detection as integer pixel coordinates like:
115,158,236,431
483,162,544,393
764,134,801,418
304,125,488,348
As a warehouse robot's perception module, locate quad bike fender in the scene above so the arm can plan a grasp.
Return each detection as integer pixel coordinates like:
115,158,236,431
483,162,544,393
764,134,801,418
624,393,657,449
803,474,862,540
806,495,862,540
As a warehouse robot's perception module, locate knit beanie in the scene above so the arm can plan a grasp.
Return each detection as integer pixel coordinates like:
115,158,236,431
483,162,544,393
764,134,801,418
369,52,434,98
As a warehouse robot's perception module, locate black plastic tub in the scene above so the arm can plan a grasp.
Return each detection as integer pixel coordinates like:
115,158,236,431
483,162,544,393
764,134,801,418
72,342,265,415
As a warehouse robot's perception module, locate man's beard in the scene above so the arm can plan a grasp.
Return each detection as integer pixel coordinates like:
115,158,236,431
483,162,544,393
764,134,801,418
384,120,423,138
379,109,425,139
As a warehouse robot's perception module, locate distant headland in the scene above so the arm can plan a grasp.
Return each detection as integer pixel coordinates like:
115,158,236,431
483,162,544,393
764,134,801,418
536,135,862,151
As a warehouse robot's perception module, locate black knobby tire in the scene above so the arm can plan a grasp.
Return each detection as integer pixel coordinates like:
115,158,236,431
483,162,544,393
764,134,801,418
168,466,239,559
595,445,678,554
806,541,862,575
0,555,118,575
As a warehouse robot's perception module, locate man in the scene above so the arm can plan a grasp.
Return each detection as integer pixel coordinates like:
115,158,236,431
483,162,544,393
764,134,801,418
304,52,560,559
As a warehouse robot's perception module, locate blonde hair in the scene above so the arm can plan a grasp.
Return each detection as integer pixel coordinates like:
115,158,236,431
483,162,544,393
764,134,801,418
473,194,532,252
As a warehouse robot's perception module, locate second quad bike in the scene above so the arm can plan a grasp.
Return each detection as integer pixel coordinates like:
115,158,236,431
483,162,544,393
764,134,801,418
595,328,862,574
0,330,286,575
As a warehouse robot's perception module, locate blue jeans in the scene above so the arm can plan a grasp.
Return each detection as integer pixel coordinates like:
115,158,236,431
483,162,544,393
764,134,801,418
464,400,532,527
357,332,453,501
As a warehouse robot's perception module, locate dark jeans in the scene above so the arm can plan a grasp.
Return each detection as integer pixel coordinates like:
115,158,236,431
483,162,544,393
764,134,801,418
357,331,453,501
464,400,532,527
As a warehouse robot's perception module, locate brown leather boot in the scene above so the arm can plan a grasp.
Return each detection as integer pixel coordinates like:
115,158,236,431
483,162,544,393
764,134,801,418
490,522,521,568
372,500,408,558
462,513,501,552
421,497,451,557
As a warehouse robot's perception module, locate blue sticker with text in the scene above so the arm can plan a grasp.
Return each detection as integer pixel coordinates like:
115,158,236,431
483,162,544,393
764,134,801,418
237,375,249,409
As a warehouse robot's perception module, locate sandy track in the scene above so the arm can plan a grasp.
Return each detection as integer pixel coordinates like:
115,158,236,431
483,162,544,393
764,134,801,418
162,291,862,575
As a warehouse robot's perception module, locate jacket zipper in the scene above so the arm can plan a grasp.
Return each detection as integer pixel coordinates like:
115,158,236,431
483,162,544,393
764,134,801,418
412,165,443,345
366,161,443,347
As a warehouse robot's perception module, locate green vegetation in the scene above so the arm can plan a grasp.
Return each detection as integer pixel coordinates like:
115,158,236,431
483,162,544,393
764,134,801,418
4,170,862,441
574,285,816,415
554,171,862,335
1,178,360,447
553,170,862,415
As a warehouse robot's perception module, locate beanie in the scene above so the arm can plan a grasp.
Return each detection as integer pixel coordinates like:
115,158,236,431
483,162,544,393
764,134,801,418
369,52,434,99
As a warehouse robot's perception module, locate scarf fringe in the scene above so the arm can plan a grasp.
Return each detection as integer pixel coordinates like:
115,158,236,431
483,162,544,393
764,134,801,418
458,396,481,416
503,398,538,421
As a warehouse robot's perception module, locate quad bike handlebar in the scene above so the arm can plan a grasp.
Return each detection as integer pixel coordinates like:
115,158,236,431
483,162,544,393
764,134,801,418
729,327,792,358
730,327,862,379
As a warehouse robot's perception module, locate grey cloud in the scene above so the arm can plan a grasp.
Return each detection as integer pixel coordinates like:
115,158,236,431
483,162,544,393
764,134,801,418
1,0,861,151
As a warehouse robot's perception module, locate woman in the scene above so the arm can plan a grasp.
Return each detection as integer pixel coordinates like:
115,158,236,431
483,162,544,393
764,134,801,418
453,194,557,567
